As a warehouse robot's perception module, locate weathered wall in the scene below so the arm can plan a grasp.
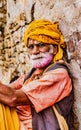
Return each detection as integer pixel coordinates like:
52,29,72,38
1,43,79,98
0,0,81,129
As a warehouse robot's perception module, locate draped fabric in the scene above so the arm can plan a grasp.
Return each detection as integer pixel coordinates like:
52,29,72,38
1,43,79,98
52,106,68,130
24,19,66,62
30,63,73,130
0,103,20,130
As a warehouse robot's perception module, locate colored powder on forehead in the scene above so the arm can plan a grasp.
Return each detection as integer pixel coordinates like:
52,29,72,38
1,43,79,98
29,39,37,44
28,39,34,44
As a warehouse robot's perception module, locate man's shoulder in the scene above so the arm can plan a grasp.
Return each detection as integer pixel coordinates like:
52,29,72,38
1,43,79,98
45,62,73,81
45,62,69,72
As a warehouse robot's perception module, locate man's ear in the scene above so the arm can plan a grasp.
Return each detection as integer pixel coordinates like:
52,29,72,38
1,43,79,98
53,45,58,55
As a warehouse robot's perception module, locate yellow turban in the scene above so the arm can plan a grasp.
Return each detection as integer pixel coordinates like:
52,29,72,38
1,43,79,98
24,19,65,62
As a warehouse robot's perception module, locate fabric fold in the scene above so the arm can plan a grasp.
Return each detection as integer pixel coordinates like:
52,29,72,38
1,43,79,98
0,103,20,130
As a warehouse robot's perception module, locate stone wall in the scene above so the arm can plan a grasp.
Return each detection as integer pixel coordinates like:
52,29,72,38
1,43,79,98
0,0,81,129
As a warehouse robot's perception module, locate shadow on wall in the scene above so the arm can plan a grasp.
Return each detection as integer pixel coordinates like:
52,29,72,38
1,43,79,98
10,76,19,83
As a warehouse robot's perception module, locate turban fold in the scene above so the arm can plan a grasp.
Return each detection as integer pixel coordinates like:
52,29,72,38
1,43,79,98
24,19,65,62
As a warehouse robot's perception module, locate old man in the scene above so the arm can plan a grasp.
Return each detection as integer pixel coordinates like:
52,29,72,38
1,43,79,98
0,19,73,130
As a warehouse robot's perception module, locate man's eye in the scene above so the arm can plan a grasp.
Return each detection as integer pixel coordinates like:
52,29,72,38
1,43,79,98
37,43,46,47
28,45,34,49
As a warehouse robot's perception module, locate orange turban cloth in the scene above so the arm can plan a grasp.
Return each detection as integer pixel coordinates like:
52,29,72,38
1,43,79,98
24,19,65,62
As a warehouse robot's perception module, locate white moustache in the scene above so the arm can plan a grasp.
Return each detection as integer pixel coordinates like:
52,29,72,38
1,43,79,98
30,52,50,60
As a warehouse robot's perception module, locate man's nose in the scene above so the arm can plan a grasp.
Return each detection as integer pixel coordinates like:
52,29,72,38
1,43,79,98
32,45,40,54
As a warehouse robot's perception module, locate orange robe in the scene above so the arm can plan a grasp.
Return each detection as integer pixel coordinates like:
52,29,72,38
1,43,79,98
9,67,72,130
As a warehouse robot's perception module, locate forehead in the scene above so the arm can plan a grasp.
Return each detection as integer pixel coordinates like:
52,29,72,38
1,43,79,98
28,39,41,45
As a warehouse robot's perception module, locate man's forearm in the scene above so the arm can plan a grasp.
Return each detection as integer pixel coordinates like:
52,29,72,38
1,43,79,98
0,83,16,106
0,83,15,95
0,83,31,107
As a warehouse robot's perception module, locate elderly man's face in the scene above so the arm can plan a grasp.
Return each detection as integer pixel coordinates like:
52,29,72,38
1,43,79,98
28,39,57,68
